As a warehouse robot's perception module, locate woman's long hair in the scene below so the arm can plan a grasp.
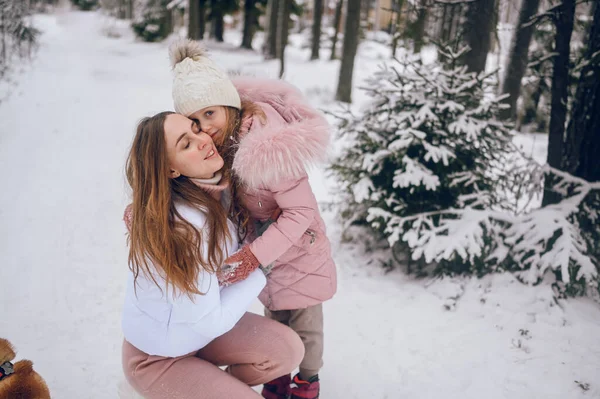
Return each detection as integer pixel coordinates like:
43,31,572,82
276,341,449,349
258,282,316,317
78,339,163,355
219,100,266,242
125,111,231,297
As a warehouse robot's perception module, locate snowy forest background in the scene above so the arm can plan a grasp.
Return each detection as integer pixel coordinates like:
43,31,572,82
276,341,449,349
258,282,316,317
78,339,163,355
1,0,599,397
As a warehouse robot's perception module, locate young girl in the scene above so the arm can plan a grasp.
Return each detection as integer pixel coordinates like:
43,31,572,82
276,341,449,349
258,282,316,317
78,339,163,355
169,40,337,399
121,111,304,399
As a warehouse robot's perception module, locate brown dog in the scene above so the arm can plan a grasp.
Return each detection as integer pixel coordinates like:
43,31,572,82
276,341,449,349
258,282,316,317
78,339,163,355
0,338,51,399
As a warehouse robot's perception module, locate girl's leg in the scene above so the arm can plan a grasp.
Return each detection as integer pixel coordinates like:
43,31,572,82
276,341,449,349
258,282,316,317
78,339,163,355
197,312,304,386
286,304,324,380
122,340,261,399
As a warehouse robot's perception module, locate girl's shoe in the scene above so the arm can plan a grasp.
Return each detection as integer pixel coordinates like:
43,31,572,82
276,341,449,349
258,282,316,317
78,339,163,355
261,374,291,399
290,373,320,399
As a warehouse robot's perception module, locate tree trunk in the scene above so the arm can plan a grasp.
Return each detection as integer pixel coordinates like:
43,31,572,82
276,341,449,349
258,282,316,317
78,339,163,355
363,0,373,29
330,0,343,60
499,0,540,120
210,0,224,42
462,0,496,74
117,0,126,19
127,0,134,19
440,3,450,41
164,9,174,35
278,0,290,78
264,0,279,59
241,0,257,49
310,0,324,60
562,0,600,183
542,0,576,206
336,0,361,103
199,0,206,39
391,0,404,58
189,0,200,40
412,0,428,53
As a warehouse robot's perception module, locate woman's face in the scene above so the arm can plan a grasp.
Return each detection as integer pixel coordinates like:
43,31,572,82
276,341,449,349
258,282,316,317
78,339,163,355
164,114,224,180
188,106,228,147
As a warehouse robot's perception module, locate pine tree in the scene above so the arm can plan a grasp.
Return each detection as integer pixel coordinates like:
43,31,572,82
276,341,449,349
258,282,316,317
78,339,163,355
132,0,172,42
0,0,39,85
331,45,516,275
331,41,599,295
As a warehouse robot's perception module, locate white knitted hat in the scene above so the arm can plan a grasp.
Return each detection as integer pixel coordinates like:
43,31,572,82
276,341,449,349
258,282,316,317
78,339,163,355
169,39,241,116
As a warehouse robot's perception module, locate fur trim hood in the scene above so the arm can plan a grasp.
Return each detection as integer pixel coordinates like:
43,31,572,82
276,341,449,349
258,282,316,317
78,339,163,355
231,77,331,189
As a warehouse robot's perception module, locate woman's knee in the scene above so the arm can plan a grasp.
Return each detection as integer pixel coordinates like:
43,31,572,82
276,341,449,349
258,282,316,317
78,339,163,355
273,323,305,371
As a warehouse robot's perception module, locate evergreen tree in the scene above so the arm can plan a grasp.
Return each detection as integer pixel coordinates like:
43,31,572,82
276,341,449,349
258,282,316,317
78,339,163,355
0,0,39,84
331,45,516,275
331,42,599,296
132,0,172,42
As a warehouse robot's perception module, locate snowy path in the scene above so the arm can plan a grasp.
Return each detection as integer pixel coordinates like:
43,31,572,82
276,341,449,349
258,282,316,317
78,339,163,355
1,10,599,399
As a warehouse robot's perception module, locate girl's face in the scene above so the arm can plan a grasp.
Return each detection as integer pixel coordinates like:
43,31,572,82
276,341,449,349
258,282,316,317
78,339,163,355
164,114,224,179
188,106,228,147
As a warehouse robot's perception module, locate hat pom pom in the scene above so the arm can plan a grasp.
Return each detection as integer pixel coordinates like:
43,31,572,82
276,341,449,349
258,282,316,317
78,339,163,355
169,39,206,69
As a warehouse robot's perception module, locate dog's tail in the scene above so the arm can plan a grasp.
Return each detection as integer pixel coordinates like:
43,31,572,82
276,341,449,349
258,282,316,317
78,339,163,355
0,338,16,363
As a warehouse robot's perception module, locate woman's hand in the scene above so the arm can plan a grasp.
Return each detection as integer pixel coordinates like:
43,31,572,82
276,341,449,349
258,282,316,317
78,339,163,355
218,246,261,286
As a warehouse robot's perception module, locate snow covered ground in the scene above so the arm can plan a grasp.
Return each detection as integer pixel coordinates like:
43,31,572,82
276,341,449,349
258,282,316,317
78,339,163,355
0,8,599,399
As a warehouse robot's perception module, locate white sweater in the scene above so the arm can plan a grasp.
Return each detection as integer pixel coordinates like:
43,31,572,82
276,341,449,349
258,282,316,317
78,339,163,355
121,203,266,357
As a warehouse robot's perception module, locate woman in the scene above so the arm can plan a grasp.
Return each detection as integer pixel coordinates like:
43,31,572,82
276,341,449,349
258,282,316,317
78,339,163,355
169,40,337,399
121,111,304,399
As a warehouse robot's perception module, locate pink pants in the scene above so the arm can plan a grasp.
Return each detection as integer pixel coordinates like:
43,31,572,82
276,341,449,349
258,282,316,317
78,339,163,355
122,312,304,399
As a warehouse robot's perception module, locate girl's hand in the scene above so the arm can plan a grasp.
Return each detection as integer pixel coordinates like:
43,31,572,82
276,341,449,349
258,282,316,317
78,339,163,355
218,246,261,286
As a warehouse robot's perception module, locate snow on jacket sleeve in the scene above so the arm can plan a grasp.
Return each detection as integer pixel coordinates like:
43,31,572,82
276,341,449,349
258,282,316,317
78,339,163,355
248,175,318,267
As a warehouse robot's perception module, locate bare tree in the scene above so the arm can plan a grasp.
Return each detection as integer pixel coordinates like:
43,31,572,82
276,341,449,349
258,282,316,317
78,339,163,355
499,0,541,120
336,0,361,103
310,0,324,60
330,0,343,60
543,0,576,206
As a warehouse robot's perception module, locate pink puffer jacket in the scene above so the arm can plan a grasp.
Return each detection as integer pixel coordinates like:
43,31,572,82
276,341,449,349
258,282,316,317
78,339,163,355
232,77,337,311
